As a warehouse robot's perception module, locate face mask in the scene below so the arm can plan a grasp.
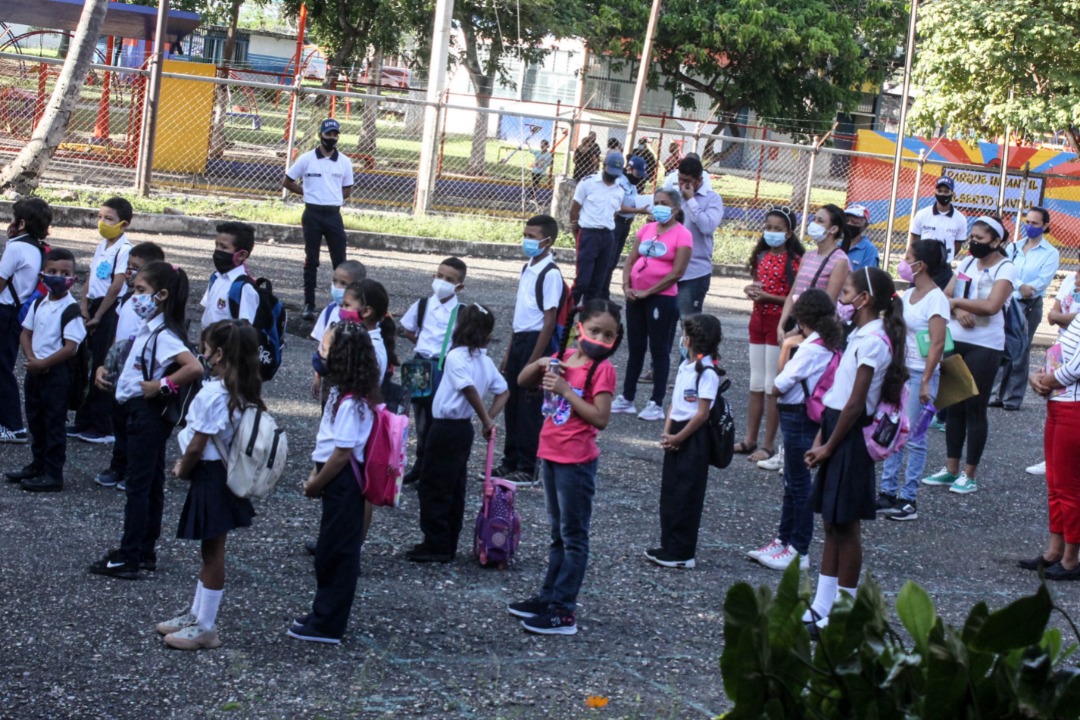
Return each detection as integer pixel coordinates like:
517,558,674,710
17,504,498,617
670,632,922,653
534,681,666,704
338,308,362,324
763,231,787,248
41,274,75,295
98,220,124,241
432,278,457,301
131,293,159,320
806,221,828,244
1025,224,1045,240
212,249,239,275
321,137,338,150
522,238,544,258
843,224,862,243
968,240,996,259
652,206,673,224
897,259,918,283
935,193,952,206
679,336,690,361
330,285,345,305
576,322,615,359
602,171,617,184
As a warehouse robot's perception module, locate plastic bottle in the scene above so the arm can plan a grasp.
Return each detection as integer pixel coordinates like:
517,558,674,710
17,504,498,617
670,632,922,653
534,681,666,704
911,401,936,441
542,359,561,417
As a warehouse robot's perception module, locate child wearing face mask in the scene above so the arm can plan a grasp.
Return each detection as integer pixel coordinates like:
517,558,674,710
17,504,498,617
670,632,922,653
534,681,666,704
399,257,467,485
309,260,367,403
776,204,850,344
5,249,86,493
70,197,134,444
406,303,508,563
199,221,259,328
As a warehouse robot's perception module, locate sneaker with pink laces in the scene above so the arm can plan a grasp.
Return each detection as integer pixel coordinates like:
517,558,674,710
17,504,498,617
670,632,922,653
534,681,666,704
758,545,810,571
746,537,784,561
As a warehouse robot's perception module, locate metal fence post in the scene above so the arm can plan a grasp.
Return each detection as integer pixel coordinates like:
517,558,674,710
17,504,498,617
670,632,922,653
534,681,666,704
562,116,576,177
414,0,453,216
281,82,301,201
799,139,820,239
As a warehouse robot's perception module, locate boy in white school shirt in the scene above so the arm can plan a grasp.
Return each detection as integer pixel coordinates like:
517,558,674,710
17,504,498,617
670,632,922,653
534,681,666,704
200,221,260,328
310,259,367,402
6,249,86,492
399,256,467,485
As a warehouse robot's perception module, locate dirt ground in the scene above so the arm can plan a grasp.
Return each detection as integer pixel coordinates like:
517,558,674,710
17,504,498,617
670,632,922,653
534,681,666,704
0,225,1074,720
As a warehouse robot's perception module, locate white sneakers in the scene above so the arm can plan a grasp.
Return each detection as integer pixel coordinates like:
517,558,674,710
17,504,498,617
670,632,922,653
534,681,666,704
747,538,809,571
756,443,785,471
747,538,784,561
1026,460,1046,476
610,396,665,421
637,401,664,422
611,395,637,414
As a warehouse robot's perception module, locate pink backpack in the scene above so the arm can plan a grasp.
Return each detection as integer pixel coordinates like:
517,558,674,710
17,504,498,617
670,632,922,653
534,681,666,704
341,394,410,508
799,339,842,424
861,332,909,462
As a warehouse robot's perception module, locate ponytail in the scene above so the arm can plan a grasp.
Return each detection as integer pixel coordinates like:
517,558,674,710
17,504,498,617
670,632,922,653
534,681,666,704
140,261,189,338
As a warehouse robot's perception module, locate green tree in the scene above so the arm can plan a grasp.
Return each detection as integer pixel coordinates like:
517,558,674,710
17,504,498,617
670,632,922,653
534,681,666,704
583,0,906,153
909,0,1080,155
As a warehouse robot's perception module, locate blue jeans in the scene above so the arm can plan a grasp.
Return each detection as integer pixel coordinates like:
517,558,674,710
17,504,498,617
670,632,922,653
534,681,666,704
539,458,597,612
676,274,711,319
881,371,939,501
777,407,819,555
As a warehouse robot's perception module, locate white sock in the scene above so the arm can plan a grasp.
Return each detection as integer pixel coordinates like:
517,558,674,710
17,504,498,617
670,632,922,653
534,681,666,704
803,574,839,622
837,585,858,603
198,588,224,630
190,580,205,618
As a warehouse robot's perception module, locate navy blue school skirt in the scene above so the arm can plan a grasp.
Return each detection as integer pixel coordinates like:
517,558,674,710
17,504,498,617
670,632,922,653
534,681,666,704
177,460,256,540
811,408,876,525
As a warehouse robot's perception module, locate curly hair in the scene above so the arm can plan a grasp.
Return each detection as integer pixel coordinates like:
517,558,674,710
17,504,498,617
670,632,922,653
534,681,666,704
793,288,843,350
324,322,382,406
201,320,265,415
682,313,727,376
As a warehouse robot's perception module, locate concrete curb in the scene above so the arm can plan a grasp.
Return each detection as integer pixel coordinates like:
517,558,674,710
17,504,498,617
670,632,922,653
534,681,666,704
1,201,753,279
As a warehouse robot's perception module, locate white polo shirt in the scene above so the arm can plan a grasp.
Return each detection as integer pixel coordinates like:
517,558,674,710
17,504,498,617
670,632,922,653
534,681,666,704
287,147,355,207
911,204,968,264
432,346,508,420
573,173,625,230
513,255,563,333
116,314,189,403
773,333,836,405
114,295,143,345
312,387,373,463
400,294,459,359
0,234,43,307
669,357,720,422
199,266,259,328
822,319,892,416
22,293,86,360
88,235,132,300
310,303,342,343
178,379,240,462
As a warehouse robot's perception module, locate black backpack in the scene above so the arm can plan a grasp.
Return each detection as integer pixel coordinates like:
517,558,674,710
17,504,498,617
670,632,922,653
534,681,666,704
214,273,287,381
31,297,90,411
141,324,201,427
696,367,735,469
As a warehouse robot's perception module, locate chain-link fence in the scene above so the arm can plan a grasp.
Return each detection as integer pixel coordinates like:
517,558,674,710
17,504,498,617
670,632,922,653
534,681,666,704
2,51,1078,267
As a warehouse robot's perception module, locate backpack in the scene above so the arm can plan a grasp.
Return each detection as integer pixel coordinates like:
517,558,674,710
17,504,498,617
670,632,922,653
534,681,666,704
861,332,909,462
212,406,288,500
4,236,48,323
141,324,201,428
215,273,286,380
30,297,89,411
696,366,736,469
798,339,843,424
474,428,521,568
528,262,572,349
343,395,409,508
957,256,1025,364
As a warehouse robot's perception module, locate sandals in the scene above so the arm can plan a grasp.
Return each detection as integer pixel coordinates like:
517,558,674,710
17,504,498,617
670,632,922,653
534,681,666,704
733,442,757,455
748,447,775,463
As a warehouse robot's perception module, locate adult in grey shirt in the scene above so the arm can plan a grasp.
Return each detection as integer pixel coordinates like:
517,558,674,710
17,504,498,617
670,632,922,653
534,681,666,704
674,156,724,317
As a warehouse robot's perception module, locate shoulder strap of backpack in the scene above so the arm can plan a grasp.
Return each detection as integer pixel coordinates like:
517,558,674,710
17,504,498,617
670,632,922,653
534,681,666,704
809,247,840,289
140,325,167,382
437,304,459,371
535,263,563,313
226,275,256,320
416,296,428,332
321,302,337,325
60,301,81,331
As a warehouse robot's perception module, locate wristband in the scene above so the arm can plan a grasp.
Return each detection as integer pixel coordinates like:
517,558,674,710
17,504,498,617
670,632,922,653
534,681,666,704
159,376,179,396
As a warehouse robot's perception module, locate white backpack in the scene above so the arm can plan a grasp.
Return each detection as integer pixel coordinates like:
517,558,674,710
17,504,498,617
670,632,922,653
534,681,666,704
213,406,288,500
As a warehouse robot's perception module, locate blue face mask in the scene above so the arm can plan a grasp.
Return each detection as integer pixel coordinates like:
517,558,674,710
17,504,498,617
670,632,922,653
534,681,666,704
523,238,544,258
679,336,690,361
652,205,673,224
763,231,787,248
330,284,345,305
1025,224,1045,240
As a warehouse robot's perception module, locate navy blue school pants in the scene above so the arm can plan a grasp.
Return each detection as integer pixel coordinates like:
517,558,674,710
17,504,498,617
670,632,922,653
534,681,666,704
310,461,365,639
26,363,70,481
0,304,23,431
417,418,474,556
501,330,546,476
118,398,173,565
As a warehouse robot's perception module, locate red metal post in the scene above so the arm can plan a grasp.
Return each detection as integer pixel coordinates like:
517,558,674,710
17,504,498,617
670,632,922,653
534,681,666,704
329,76,337,118
436,89,449,177
345,79,351,120
92,35,115,141
34,61,47,129
282,3,307,141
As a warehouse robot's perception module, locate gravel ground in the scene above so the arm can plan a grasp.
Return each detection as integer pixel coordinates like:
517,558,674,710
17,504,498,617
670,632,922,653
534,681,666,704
1,226,1076,720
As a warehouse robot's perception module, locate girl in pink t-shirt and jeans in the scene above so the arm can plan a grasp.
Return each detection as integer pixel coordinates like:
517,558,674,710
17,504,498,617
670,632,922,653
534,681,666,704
509,299,623,636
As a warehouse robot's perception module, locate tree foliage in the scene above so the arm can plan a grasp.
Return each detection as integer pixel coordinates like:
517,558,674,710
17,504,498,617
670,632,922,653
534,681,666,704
582,0,907,137
909,0,1080,154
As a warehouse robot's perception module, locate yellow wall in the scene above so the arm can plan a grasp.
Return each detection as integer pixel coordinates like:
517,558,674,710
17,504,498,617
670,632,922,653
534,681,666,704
153,60,215,174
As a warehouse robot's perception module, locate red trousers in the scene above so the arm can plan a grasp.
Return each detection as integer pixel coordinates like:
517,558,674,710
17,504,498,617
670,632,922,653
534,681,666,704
1045,401,1080,544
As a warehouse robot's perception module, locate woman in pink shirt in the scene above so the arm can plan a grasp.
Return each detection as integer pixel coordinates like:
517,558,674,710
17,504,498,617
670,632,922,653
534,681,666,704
611,189,693,421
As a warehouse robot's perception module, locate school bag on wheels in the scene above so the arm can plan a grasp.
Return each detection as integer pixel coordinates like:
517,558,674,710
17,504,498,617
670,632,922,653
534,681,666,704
695,367,736,469
475,428,522,568
211,272,286,380
212,406,289,500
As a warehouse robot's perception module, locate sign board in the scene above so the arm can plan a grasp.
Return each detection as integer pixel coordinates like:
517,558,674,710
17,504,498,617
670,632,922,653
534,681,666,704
942,167,1044,214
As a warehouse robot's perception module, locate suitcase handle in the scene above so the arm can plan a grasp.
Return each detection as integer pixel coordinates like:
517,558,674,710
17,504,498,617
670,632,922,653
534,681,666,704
483,427,497,500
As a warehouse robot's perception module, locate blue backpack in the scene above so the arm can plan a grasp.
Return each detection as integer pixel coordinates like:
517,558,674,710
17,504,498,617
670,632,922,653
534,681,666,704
211,273,286,380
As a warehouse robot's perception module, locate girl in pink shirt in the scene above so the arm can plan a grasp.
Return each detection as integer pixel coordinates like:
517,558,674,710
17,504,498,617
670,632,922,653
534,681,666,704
509,299,623,636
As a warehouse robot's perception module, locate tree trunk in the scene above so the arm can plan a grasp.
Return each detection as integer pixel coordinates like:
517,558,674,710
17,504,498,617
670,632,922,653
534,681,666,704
208,0,244,160
357,47,382,156
0,0,109,193
701,119,741,166
468,92,491,175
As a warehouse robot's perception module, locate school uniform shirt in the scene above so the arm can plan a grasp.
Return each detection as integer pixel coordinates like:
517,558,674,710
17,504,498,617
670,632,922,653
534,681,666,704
513,255,563,333
901,286,951,372
312,387,374,463
911,205,967,264
87,236,132,300
949,256,1018,351
1008,238,1059,299
286,146,355,207
21,294,86,360
822,319,891,416
199,265,259,327
431,346,507,420
114,295,143,344
368,324,388,380
572,173,625,230
537,353,617,465
400,294,460,359
0,234,43,307
669,357,720,422
309,303,342,343
844,237,880,272
177,379,239,462
115,314,189,403
773,332,835,405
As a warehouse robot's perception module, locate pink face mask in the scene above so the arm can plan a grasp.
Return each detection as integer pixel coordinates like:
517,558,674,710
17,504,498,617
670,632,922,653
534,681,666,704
338,309,362,324
897,259,917,283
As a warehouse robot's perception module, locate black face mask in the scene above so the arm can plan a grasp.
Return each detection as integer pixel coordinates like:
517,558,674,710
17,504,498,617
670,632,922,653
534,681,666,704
212,249,237,275
321,137,338,151
578,336,612,360
842,224,862,242
935,193,952,206
968,240,997,259
602,171,617,184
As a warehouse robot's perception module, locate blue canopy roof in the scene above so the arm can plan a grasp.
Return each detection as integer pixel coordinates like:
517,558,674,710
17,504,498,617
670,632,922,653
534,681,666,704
0,0,201,42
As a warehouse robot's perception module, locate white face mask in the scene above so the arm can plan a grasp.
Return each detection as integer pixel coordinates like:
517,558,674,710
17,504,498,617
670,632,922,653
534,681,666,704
432,278,457,301
806,221,828,243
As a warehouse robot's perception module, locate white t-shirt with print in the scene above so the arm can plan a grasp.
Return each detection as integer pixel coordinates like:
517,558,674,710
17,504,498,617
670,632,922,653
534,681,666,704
901,286,951,371
949,256,1018,351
